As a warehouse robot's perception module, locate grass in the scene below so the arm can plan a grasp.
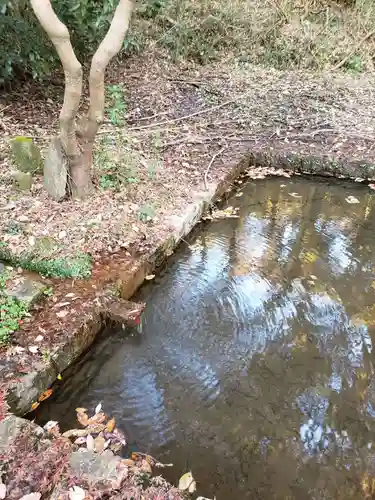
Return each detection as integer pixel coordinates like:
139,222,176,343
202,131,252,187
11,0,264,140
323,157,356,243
0,269,28,344
128,0,375,72
0,243,92,279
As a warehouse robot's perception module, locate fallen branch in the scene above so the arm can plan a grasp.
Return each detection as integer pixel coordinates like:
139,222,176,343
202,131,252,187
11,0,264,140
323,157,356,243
204,146,228,190
332,29,375,71
129,99,237,131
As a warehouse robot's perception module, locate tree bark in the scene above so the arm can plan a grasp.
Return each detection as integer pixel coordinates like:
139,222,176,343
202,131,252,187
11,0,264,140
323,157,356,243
85,0,134,141
30,0,82,158
30,0,134,200
72,0,134,199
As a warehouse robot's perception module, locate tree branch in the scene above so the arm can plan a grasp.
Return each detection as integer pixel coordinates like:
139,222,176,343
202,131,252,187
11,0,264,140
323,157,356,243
30,0,82,156
85,0,134,140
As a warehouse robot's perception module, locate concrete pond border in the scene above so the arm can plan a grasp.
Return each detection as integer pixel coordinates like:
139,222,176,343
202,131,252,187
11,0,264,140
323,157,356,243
4,145,375,416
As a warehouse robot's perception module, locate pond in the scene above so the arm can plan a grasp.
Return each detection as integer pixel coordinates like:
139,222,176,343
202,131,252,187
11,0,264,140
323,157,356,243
36,176,375,499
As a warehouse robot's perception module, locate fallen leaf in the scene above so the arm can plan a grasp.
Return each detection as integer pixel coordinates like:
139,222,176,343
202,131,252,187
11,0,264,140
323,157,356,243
76,409,89,427
28,346,39,354
68,486,86,500
87,412,106,426
95,402,102,414
345,195,360,204
56,310,69,318
141,459,152,474
145,274,155,280
106,417,116,432
44,420,59,431
19,494,41,500
39,389,53,401
56,302,71,308
122,459,135,467
94,435,106,453
65,293,76,298
289,192,301,198
86,433,95,451
35,335,43,342
57,373,63,380
74,437,87,445
31,401,40,411
178,471,196,493
369,184,375,190
0,483,6,499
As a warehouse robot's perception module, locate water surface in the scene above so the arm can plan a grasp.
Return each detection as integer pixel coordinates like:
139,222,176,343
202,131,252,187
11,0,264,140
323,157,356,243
37,177,375,499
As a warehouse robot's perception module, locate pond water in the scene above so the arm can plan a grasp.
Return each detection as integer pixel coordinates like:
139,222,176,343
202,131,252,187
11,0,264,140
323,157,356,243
36,177,375,499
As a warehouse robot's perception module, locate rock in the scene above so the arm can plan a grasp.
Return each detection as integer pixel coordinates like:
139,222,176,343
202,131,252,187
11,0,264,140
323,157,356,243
5,277,48,306
43,137,68,201
69,450,120,484
12,171,33,191
0,415,44,454
11,137,43,174
13,171,33,191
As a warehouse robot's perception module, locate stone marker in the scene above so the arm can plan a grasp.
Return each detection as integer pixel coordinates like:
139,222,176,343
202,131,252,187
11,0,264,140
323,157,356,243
5,276,47,307
43,137,68,201
11,136,43,174
12,171,33,191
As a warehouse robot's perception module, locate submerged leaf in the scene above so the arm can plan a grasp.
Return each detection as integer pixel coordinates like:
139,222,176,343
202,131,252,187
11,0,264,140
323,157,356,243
345,195,360,204
39,389,53,401
178,471,196,492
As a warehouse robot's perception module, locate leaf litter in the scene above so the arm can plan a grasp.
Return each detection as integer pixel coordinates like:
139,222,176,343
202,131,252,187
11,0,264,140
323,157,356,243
1,403,188,500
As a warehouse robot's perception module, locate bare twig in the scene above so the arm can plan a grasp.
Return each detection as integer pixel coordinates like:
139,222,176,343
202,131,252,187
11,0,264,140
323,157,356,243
129,99,237,131
204,146,228,190
332,29,375,71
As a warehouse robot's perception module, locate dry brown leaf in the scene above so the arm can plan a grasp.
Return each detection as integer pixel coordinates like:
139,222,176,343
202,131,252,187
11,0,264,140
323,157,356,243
86,412,106,426
86,433,95,451
94,435,106,453
106,417,116,432
76,409,89,427
0,483,6,500
140,459,152,474
56,309,69,318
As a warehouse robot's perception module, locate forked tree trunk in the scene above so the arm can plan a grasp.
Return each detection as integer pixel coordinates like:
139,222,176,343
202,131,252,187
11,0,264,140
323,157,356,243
30,0,134,200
